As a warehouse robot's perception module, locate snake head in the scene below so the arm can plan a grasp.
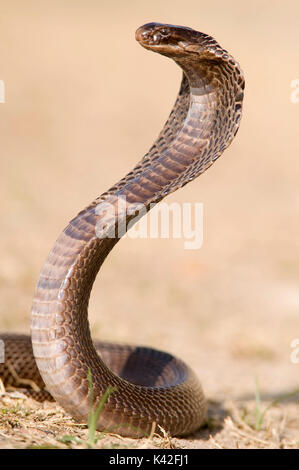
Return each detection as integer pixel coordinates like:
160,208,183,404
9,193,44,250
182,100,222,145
135,22,226,61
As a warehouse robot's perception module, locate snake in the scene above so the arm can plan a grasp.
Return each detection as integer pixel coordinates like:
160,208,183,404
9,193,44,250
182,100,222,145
0,23,244,438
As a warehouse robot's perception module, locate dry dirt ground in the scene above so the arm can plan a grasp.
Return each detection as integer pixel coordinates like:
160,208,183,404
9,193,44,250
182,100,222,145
0,0,298,449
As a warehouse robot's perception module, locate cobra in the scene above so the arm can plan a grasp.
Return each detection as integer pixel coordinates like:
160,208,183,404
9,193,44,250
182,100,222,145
0,22,245,437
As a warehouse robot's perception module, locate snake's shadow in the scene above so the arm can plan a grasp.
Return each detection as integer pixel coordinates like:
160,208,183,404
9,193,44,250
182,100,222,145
185,388,299,442
185,399,229,441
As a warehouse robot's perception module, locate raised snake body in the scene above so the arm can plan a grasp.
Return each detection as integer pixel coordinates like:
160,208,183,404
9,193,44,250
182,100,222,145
0,23,244,437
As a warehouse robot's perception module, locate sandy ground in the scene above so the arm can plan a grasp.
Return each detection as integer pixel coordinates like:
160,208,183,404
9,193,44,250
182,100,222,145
0,0,298,449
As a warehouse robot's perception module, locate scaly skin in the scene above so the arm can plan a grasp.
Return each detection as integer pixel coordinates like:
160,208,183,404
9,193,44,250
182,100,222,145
0,23,245,437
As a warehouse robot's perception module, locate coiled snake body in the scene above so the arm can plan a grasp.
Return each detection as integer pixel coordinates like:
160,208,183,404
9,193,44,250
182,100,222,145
0,23,244,437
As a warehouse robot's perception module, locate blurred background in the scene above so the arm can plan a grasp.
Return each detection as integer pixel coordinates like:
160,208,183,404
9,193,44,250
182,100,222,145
0,0,298,429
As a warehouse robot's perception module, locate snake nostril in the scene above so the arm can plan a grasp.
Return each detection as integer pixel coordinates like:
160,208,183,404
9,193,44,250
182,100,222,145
135,27,150,43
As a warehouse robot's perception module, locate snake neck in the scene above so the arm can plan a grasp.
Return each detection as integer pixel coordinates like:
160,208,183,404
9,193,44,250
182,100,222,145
31,54,244,416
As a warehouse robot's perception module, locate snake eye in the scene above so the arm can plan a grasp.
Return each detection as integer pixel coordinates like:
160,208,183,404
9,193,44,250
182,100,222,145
160,28,168,36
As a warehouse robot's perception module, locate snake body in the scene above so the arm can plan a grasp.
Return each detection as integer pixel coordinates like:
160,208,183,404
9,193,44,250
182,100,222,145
0,23,244,437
